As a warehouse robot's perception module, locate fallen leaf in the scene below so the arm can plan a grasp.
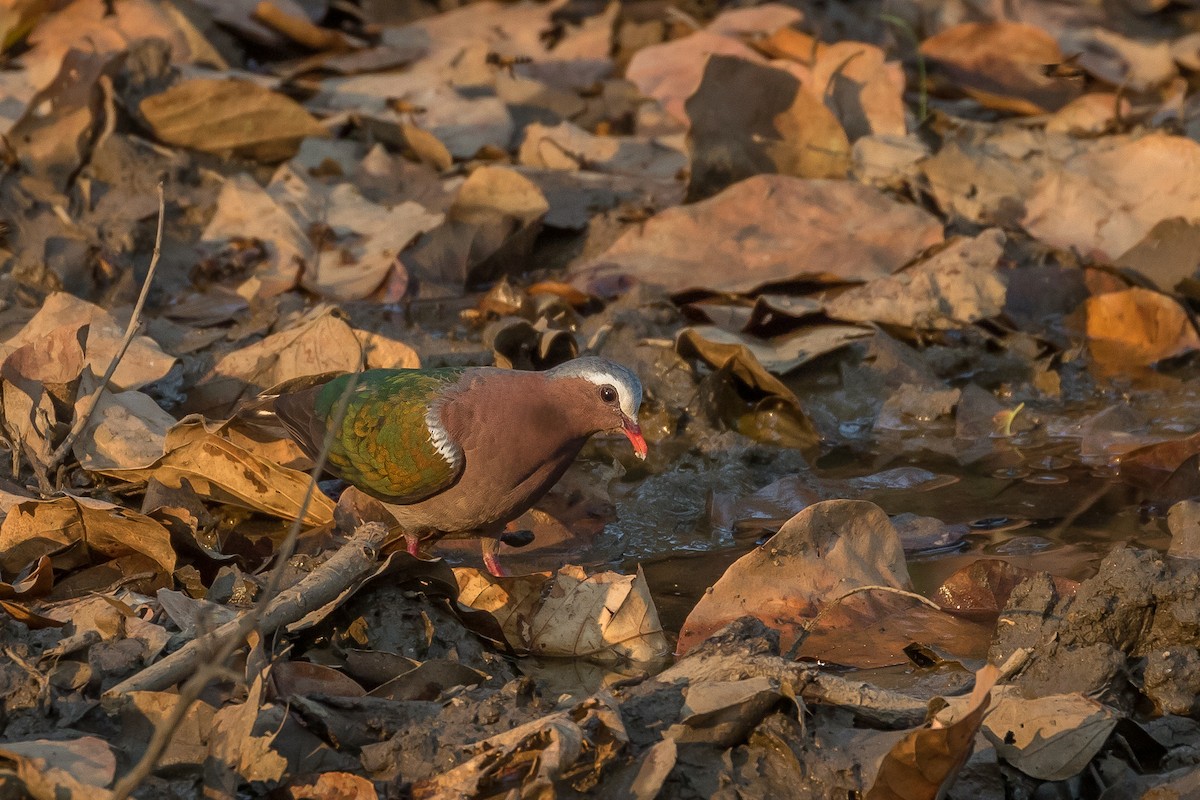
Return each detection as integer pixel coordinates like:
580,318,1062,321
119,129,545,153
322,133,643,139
982,690,1118,780
402,165,549,289
411,693,626,799
518,121,686,179
797,587,993,668
805,41,907,139
187,308,418,417
866,664,999,799
301,185,443,301
571,174,943,296
676,327,819,449
199,171,314,298
101,429,334,527
1084,287,1200,369
934,559,1079,618
922,126,1084,227
1,292,175,391
667,676,783,746
72,384,175,471
120,691,216,771
0,496,175,575
685,55,850,200
677,500,912,654
456,565,669,661
0,736,116,799
678,324,870,375
825,229,1008,329
140,77,327,161
1057,26,1176,92
270,661,367,699
626,30,766,124
919,22,1080,114
1024,134,1200,262
1114,217,1200,293
288,772,379,800
1046,93,1130,134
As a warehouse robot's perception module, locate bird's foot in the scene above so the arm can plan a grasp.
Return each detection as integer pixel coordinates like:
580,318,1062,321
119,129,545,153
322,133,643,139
482,538,509,577
499,528,535,548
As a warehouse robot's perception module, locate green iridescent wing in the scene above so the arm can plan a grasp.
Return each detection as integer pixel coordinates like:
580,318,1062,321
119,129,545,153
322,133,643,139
274,368,467,504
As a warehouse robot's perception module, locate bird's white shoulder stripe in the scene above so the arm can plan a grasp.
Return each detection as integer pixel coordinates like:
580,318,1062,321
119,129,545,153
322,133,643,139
424,402,459,466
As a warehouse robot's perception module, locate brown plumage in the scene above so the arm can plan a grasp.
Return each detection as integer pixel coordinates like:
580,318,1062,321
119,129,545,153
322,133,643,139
268,357,647,574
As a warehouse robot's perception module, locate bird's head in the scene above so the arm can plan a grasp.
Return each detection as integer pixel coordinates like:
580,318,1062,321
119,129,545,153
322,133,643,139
546,357,647,459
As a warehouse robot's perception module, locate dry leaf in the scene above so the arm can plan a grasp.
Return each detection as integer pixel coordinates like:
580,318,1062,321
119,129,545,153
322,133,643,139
825,229,1007,329
626,31,766,124
1024,134,1200,261
140,77,327,161
685,55,850,200
412,693,626,799
982,690,1117,780
303,186,443,301
188,308,418,417
289,773,379,800
677,500,912,654
100,430,335,527
72,385,175,471
456,565,669,661
0,736,116,800
1,292,175,391
518,121,686,179
571,174,942,296
1046,93,1129,134
919,22,1080,114
677,325,870,374
199,171,314,298
0,496,175,575
866,664,999,799
805,41,907,139
1114,218,1200,294
1084,287,1200,369
796,587,993,668
1057,26,1175,92
121,691,217,771
676,327,819,449
934,560,1078,617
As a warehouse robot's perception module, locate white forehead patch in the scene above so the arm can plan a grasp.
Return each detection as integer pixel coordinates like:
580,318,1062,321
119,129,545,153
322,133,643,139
549,358,644,419
578,369,640,418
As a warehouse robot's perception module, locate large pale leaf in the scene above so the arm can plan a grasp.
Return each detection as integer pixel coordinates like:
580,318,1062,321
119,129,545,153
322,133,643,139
0,496,175,575
677,500,911,654
570,175,942,296
100,430,334,527
140,78,326,161
456,565,670,661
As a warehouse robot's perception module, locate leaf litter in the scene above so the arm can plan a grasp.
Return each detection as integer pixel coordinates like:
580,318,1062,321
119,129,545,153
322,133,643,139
3,0,1200,798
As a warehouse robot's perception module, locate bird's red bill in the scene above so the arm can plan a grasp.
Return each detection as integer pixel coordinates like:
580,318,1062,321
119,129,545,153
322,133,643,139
623,419,648,460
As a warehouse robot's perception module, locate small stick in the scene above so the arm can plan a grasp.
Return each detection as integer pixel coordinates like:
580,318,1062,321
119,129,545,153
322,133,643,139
104,520,389,699
46,183,166,478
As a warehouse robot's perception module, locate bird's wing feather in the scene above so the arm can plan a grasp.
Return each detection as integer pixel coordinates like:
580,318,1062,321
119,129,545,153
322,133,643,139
272,368,468,504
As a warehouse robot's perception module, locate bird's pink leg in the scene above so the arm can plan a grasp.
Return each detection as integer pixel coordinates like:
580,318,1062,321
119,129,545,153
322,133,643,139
482,537,508,577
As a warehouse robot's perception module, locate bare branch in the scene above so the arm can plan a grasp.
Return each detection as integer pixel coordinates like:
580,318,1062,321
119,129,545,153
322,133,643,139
47,182,166,477
107,363,370,799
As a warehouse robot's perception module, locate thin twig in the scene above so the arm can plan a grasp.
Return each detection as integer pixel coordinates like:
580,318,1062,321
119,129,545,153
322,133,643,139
109,364,368,800
785,584,944,660
47,183,166,479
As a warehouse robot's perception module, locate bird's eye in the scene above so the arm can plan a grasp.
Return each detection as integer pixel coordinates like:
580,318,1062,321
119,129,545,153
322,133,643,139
599,385,618,403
